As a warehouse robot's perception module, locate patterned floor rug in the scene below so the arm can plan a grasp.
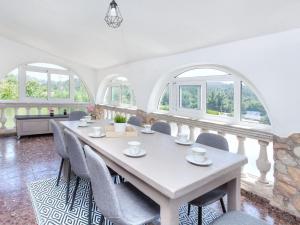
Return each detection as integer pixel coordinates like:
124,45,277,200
28,177,221,225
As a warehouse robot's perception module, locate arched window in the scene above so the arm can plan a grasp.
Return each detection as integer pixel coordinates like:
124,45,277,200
158,67,270,125
103,76,136,107
0,63,90,103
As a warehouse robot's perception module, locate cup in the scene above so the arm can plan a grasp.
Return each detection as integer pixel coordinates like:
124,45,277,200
144,124,151,131
79,118,87,126
85,115,92,122
191,147,207,162
178,133,188,143
128,141,141,155
92,127,102,136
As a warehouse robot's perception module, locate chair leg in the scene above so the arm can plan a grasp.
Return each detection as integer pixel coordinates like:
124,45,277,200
70,176,80,211
56,158,64,186
88,182,93,225
220,198,226,213
187,204,191,216
99,215,104,225
198,206,202,225
65,162,71,204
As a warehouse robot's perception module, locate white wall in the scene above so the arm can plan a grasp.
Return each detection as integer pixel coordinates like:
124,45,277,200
0,36,97,101
96,29,300,137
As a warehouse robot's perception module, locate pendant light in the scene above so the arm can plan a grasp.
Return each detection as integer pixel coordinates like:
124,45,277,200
104,0,123,28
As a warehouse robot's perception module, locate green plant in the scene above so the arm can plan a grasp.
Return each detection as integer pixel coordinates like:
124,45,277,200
114,114,127,123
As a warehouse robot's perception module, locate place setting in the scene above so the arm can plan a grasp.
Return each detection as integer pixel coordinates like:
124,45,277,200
175,133,194,145
123,141,146,158
140,124,155,134
84,115,94,123
78,118,89,127
88,126,105,138
185,146,213,166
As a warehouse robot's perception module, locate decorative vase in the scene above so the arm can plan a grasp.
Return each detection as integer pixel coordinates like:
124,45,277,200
114,123,126,133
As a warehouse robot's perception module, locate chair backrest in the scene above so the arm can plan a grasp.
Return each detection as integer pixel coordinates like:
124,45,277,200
84,145,121,219
69,111,87,121
50,119,68,159
151,121,171,135
64,129,90,179
127,116,143,127
196,133,229,151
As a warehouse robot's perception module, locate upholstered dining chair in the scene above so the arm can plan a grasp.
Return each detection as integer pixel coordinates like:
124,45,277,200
50,120,69,188
69,111,87,121
127,116,143,127
84,145,160,225
187,132,229,225
64,129,93,225
211,211,268,225
151,121,171,135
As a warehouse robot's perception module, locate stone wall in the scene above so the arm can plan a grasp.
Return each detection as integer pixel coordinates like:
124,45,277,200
273,134,300,217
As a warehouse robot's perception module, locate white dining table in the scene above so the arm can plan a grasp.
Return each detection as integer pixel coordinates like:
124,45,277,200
60,120,247,225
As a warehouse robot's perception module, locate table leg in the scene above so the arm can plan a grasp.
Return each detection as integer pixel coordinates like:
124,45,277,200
227,175,241,211
160,200,180,225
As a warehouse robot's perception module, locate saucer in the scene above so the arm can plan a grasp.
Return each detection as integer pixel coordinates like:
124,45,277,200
175,139,193,146
87,121,94,123
123,148,146,158
185,154,212,166
78,124,89,127
141,129,155,134
88,133,105,138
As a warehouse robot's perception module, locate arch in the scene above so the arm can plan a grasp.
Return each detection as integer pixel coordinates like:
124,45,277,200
149,64,272,126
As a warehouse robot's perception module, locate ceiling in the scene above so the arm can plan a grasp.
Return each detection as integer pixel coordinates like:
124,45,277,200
0,0,300,69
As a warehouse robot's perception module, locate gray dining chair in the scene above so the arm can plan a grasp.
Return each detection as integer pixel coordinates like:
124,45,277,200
187,133,229,225
211,211,268,225
151,121,171,135
69,111,87,121
127,116,143,127
50,120,69,188
84,145,160,225
64,129,93,225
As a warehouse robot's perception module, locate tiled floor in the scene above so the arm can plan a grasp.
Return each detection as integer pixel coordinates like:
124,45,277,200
0,135,297,225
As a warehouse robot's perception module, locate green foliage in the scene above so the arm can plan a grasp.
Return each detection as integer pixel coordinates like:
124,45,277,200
159,86,169,111
114,114,127,123
181,85,199,109
0,74,18,100
26,80,47,98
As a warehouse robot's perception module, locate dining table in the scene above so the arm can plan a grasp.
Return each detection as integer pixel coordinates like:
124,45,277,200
60,120,248,225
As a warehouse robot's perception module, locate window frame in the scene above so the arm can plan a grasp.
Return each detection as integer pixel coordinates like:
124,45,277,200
158,68,271,128
0,63,90,104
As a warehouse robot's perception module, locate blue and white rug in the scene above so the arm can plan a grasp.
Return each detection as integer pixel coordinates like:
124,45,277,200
28,178,221,225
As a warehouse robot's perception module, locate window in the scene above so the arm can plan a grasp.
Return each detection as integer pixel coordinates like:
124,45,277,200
206,81,234,117
179,85,201,110
104,76,136,107
0,63,90,103
0,69,18,100
241,82,270,125
50,74,70,99
159,85,169,111
158,66,270,126
25,71,48,99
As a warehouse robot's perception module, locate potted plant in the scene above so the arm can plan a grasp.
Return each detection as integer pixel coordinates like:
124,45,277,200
114,114,127,133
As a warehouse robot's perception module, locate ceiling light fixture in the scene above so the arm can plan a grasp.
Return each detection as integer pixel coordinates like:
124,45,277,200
104,0,123,28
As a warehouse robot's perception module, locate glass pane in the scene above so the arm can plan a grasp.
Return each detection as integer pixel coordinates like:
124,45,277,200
26,71,48,99
74,75,90,102
28,63,67,70
111,86,121,105
159,85,169,111
206,81,234,117
241,82,270,124
177,68,228,78
0,68,18,100
180,85,200,109
50,74,70,99
121,86,131,105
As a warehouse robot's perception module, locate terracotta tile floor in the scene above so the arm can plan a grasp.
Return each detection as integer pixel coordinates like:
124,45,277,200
0,135,297,225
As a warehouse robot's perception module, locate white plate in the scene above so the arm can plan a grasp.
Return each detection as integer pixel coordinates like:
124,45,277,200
123,148,146,158
141,129,155,134
78,124,89,127
175,139,194,146
88,133,105,138
87,121,94,123
185,154,212,166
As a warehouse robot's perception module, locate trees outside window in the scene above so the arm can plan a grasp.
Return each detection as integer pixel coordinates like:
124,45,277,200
0,69,18,100
159,85,169,111
180,85,200,110
25,71,48,99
